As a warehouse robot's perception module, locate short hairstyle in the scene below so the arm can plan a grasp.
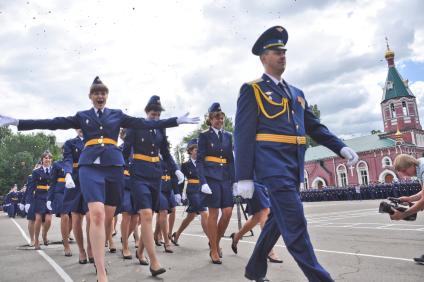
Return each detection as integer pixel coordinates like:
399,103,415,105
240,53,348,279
393,154,419,171
187,144,198,154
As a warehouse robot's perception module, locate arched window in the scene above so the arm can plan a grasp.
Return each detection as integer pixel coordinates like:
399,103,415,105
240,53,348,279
337,164,348,187
304,170,309,190
402,101,408,116
357,161,369,185
382,156,392,167
390,103,396,118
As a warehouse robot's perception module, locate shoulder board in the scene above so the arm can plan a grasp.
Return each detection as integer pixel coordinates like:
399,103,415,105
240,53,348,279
201,129,210,133
247,78,263,85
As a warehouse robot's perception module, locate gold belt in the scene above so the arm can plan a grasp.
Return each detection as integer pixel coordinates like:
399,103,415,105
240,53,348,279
161,175,171,181
133,154,160,163
205,156,227,164
187,179,200,184
73,163,79,168
36,185,49,190
256,134,306,145
124,170,130,176
57,178,65,183
85,138,117,147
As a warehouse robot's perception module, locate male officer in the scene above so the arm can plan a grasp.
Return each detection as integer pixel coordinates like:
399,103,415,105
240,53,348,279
234,26,359,282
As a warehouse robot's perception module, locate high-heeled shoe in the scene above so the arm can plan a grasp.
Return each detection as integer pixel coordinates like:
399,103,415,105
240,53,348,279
230,233,238,254
135,250,149,265
267,255,283,263
150,267,166,277
164,244,173,253
109,247,117,253
170,232,179,246
154,238,163,246
88,257,95,263
209,251,222,265
121,250,132,260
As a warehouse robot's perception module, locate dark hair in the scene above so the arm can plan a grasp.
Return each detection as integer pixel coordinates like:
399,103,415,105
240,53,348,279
187,144,198,154
90,83,109,94
206,111,225,126
40,150,53,161
145,104,165,113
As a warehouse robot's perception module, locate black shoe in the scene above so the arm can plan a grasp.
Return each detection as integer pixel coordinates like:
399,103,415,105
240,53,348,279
170,232,180,246
164,244,173,253
267,255,283,264
43,240,50,246
154,239,163,246
209,251,222,265
135,250,149,265
109,248,117,253
244,272,270,282
79,259,88,264
121,250,132,260
64,251,72,257
150,267,166,277
230,233,238,254
413,255,424,264
88,257,95,263
112,231,117,237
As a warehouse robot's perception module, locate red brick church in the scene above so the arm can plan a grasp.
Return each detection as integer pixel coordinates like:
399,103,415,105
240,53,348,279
303,44,424,190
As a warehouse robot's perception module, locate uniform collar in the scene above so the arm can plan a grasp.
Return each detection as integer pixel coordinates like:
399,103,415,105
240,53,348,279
211,126,223,135
190,158,196,166
264,72,283,86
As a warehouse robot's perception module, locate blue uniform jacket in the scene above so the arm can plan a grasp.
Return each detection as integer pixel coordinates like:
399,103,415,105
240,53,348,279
17,108,178,171
234,74,346,184
160,159,179,193
124,127,177,179
63,136,84,181
27,167,51,200
180,160,200,194
47,161,66,202
196,127,235,185
23,174,34,204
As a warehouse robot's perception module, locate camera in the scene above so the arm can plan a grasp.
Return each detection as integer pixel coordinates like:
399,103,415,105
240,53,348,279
379,197,417,221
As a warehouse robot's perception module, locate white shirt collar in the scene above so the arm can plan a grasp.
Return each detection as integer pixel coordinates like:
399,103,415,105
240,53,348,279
42,166,50,172
264,72,283,86
191,158,196,166
93,107,105,116
211,127,222,136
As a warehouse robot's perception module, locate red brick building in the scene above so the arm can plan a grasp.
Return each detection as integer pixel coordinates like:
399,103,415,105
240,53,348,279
303,45,424,190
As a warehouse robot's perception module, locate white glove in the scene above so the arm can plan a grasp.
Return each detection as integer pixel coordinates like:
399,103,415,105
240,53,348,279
46,201,52,211
0,115,19,127
18,203,24,211
182,192,187,201
175,170,185,184
65,173,76,189
237,180,255,199
24,204,30,213
177,112,200,124
201,184,212,194
232,182,239,197
174,194,182,205
340,147,359,167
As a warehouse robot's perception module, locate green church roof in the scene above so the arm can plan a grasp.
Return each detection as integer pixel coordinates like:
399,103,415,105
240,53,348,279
305,134,396,162
381,66,414,102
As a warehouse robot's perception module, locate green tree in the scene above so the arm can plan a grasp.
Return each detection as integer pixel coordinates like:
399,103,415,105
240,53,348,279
173,114,234,165
0,130,61,195
306,104,321,147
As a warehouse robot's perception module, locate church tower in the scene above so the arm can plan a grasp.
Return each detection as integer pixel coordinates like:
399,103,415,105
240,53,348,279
380,40,424,145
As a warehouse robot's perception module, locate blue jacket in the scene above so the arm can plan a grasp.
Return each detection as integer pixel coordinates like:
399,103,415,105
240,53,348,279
63,136,84,181
234,74,346,184
18,108,179,170
160,159,179,193
196,127,235,184
23,174,35,204
180,160,200,194
47,161,66,202
27,167,52,200
124,127,177,179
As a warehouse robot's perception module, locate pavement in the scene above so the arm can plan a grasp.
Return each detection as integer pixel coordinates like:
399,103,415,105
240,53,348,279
1,199,423,282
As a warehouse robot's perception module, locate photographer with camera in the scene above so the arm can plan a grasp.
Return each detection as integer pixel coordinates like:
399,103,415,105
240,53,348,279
392,154,424,264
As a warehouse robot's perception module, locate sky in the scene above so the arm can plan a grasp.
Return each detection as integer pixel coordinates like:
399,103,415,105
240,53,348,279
1,0,424,148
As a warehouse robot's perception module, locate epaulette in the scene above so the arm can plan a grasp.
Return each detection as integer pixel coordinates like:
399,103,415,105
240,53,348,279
247,78,263,85
201,128,210,133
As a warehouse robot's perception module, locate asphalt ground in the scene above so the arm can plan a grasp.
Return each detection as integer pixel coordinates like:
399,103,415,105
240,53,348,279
0,200,423,282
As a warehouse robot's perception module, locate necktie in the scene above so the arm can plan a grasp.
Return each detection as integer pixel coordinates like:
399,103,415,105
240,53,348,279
278,82,291,100
218,131,223,143
45,168,49,175
97,109,103,118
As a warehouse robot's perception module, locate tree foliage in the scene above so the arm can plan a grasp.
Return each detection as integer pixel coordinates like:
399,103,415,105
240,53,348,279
306,104,321,147
0,128,61,195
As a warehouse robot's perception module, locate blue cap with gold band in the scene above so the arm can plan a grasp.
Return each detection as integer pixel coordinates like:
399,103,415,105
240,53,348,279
145,95,164,112
187,138,198,148
252,25,288,56
208,102,222,113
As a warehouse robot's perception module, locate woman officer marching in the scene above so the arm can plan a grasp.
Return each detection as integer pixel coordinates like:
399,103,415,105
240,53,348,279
197,103,235,264
123,95,185,276
0,77,199,282
171,138,209,246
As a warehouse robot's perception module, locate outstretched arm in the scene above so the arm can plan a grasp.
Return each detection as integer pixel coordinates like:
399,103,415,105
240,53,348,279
0,114,81,131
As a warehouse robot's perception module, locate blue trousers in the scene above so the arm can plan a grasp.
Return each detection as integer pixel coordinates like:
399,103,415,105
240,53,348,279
245,177,333,282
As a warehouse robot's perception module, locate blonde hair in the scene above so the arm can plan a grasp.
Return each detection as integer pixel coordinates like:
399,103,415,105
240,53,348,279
393,154,419,171
206,111,225,126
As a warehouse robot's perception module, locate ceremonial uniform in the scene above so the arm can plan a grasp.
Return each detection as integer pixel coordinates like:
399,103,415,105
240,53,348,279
235,26,349,282
48,160,67,216
245,183,270,216
180,157,207,213
27,167,52,216
62,136,87,214
158,158,178,213
24,174,36,221
197,104,235,209
118,142,136,215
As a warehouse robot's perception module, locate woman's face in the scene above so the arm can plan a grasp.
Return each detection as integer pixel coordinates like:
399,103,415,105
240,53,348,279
146,110,161,121
89,90,108,109
42,155,52,167
211,114,224,130
190,147,198,159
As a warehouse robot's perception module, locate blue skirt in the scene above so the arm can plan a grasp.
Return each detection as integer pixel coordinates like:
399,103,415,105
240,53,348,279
52,192,67,217
62,180,88,214
130,176,161,212
34,195,50,216
204,178,233,209
157,190,176,213
246,183,270,215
